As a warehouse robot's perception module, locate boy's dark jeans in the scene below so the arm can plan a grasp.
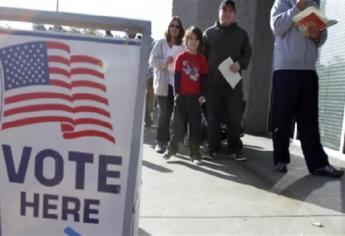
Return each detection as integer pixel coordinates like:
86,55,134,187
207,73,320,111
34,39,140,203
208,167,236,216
168,95,201,156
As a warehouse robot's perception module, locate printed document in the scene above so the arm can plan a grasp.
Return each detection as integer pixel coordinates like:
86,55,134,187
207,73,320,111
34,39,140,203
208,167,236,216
218,57,241,89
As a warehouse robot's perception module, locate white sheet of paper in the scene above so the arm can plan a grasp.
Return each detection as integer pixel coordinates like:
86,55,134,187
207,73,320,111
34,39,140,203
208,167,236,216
218,57,242,89
167,45,184,72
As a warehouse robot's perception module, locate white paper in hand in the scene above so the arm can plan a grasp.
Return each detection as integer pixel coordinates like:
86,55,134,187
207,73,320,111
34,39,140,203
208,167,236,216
218,57,242,89
167,45,184,72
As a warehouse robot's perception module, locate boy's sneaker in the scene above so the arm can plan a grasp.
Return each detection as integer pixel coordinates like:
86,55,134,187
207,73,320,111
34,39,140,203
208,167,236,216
312,165,344,178
193,159,203,165
155,144,166,154
191,155,203,165
162,149,175,160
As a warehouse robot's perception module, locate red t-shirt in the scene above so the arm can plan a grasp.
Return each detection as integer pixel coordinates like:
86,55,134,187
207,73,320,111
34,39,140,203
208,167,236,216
175,51,208,96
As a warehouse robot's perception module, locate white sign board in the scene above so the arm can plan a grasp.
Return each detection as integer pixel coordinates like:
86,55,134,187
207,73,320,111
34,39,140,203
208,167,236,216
0,30,142,235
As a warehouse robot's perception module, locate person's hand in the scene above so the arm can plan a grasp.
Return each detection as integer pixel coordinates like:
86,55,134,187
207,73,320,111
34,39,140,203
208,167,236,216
166,56,174,64
296,0,306,10
174,94,179,101
229,62,241,73
304,23,322,43
198,96,205,106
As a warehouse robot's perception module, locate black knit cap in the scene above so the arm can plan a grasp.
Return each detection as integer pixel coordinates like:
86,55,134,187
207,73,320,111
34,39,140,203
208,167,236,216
219,0,236,11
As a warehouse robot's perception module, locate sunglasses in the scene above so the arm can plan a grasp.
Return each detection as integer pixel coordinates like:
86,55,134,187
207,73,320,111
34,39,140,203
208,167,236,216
169,24,180,29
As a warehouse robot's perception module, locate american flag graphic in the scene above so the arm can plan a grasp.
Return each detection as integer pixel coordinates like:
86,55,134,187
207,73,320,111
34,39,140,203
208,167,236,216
0,41,116,143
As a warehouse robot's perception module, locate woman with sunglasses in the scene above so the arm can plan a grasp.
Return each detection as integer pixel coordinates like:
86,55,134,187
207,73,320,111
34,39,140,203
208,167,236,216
149,16,185,153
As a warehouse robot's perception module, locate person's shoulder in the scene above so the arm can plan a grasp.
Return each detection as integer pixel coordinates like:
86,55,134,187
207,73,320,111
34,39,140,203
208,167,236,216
234,24,250,36
175,50,187,60
273,0,294,9
197,53,207,63
197,53,207,59
154,38,167,46
177,50,188,58
204,23,218,34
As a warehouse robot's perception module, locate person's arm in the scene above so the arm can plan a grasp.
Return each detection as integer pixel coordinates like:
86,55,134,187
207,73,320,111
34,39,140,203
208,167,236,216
174,72,181,95
305,23,327,46
200,73,207,98
202,33,209,60
270,0,301,37
236,32,252,71
318,30,327,46
301,1,327,47
149,40,168,70
310,0,327,46
174,56,182,95
200,56,208,99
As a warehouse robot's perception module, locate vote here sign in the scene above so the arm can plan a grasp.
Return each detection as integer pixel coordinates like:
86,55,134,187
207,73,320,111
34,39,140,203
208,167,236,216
0,29,142,235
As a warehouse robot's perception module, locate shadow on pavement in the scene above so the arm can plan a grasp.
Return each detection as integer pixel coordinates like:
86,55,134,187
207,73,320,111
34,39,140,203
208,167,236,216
143,127,345,214
138,227,151,236
142,160,173,173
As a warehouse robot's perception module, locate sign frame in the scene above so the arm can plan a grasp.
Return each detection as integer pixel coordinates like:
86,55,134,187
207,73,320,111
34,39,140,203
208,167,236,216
0,6,151,236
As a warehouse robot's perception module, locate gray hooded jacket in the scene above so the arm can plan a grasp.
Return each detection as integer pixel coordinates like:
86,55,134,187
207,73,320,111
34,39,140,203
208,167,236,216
270,0,327,71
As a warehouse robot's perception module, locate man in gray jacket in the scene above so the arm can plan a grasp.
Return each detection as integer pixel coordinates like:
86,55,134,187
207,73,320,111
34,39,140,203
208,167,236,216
270,0,343,177
203,0,252,161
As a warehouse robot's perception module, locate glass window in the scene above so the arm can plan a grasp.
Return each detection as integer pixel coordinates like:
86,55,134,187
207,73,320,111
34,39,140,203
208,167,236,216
317,0,345,151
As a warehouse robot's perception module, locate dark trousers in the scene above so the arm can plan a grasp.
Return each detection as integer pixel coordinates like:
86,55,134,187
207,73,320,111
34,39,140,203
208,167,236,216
144,90,152,126
168,95,201,156
206,80,243,152
156,85,174,145
270,70,329,172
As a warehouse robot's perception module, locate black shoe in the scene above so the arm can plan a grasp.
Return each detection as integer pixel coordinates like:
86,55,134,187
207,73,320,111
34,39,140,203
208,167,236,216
202,146,218,159
155,144,166,154
275,162,288,173
233,151,247,162
227,148,246,162
240,129,245,138
312,165,344,178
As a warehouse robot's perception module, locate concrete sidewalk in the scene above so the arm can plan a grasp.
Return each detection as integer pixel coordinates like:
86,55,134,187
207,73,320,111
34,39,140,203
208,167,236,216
139,127,345,236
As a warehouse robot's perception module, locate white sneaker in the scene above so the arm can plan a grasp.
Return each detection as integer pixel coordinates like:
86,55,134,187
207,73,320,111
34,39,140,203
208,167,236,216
193,159,203,165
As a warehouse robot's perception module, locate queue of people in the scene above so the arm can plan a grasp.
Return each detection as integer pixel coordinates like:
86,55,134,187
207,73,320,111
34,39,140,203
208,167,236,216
147,0,343,178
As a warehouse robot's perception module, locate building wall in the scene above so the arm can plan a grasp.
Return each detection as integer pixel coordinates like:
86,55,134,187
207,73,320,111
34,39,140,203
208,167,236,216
246,0,275,134
173,0,275,135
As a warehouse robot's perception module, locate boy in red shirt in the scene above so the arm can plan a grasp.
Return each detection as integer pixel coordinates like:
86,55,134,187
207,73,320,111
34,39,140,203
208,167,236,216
163,26,208,164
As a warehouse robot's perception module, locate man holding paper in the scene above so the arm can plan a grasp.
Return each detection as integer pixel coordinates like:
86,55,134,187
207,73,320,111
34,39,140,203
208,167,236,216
203,0,252,161
270,0,343,177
